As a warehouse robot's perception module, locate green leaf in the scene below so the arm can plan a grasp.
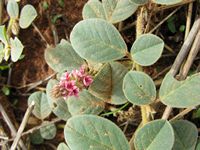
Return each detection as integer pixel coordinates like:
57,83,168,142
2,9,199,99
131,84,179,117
167,16,177,33
58,0,65,8
19,5,37,29
171,120,198,150
134,119,174,150
196,139,200,150
67,90,105,116
82,0,106,20
123,71,156,105
51,14,63,24
192,108,200,119
0,26,8,44
30,130,44,145
46,79,71,121
89,62,128,105
131,34,164,66
2,86,10,96
83,0,138,24
159,73,200,108
57,143,70,150
64,115,130,150
42,1,49,10
45,39,85,72
179,25,186,32
28,91,51,120
153,0,182,5
130,0,148,5
102,0,138,23
70,18,127,63
40,121,57,140
10,37,24,62
7,0,19,19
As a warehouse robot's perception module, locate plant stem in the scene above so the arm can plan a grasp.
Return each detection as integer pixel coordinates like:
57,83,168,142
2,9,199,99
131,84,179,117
162,17,200,120
135,63,143,72
10,101,35,150
0,102,27,149
149,7,181,34
129,5,151,150
170,107,194,121
141,106,148,125
100,103,129,117
32,22,50,47
0,0,3,25
136,7,145,37
135,63,149,126
184,2,193,40
1,118,61,144
6,18,14,38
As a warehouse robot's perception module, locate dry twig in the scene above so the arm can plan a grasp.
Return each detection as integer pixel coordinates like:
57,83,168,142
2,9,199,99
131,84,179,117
162,17,200,120
0,103,27,150
149,7,181,33
10,101,35,150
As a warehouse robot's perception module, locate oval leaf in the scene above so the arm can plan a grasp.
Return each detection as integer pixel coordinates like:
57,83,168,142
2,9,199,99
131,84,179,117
134,119,174,150
57,143,70,150
46,79,71,121
40,121,57,140
10,37,24,62
67,90,105,116
7,0,19,19
159,73,200,108
123,71,156,105
171,120,198,150
19,5,37,29
130,0,148,5
131,34,164,66
153,0,182,5
82,0,106,20
28,91,51,120
89,62,128,105
30,130,44,145
45,39,85,72
102,0,138,23
83,0,138,24
70,18,127,63
64,115,130,150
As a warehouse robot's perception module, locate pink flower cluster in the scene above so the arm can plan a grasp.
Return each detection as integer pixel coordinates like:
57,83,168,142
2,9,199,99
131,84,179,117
58,66,93,99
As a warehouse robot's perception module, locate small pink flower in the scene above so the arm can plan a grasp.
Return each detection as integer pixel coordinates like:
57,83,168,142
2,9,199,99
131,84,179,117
68,87,79,97
83,75,93,87
61,72,70,81
71,66,86,79
65,80,76,91
59,80,65,87
55,66,93,99
79,65,85,74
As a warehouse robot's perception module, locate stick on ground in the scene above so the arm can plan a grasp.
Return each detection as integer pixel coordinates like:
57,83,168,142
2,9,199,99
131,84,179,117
10,101,35,150
0,102,27,150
